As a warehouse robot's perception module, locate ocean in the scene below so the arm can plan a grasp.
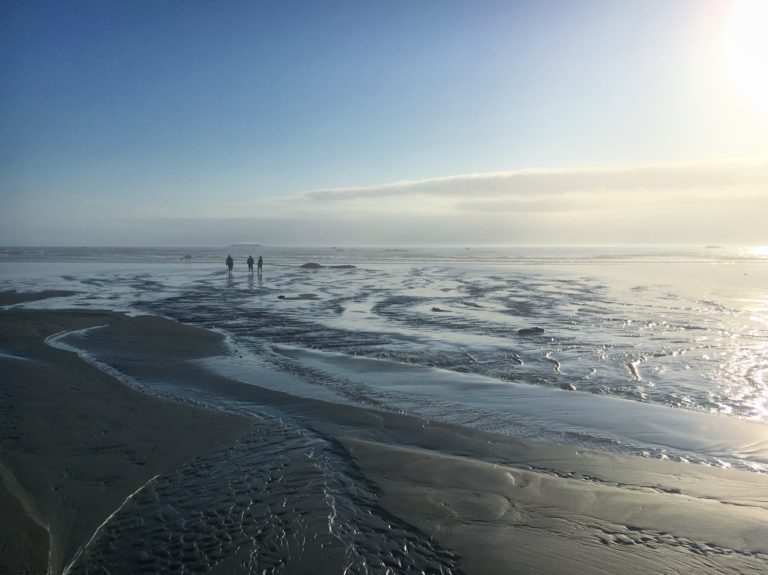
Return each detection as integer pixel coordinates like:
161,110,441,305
2,245,767,474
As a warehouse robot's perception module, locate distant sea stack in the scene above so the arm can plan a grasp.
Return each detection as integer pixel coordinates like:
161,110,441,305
300,262,356,269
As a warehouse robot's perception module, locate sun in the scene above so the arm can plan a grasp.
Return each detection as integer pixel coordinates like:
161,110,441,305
724,0,768,119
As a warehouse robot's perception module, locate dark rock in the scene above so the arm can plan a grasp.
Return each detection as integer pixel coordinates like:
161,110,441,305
517,327,545,336
300,262,323,269
560,382,577,391
431,307,447,312
278,293,318,300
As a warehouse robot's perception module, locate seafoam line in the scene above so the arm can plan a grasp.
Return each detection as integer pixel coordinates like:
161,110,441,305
61,474,161,575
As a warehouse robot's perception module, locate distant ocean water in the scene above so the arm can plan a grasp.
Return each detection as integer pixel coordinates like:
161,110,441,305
2,245,767,471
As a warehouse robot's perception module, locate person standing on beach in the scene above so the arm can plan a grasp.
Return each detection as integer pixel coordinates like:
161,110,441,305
247,255,254,274
226,254,234,275
257,255,263,275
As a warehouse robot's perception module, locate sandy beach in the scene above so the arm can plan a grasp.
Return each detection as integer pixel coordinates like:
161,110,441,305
2,290,768,574
0,294,251,574
5,0,768,569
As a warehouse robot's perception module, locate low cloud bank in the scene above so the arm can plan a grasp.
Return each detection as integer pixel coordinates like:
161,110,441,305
294,159,768,214
2,159,766,246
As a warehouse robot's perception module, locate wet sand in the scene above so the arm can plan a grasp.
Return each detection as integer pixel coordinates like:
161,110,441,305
0,289,78,306
341,438,768,574
0,305,251,574
2,292,768,573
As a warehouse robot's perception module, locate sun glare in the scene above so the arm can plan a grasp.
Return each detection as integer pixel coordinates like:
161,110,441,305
747,245,768,258
725,0,768,119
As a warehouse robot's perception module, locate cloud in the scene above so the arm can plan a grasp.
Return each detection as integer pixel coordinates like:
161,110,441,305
455,195,602,213
4,158,767,246
293,159,768,212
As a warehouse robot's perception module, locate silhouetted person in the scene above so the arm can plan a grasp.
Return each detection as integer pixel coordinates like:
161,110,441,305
226,254,234,275
247,255,254,274
257,255,263,275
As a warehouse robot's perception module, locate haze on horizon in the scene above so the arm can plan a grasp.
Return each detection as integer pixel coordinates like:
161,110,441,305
2,0,766,247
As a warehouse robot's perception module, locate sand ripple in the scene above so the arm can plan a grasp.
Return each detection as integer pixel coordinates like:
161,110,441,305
67,418,460,574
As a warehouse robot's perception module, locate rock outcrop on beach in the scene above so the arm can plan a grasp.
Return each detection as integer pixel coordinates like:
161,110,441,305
277,293,319,300
517,327,545,335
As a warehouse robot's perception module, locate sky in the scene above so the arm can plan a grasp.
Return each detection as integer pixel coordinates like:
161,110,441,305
1,0,766,246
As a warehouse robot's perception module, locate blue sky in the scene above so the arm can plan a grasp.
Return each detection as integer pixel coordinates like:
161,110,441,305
2,0,766,245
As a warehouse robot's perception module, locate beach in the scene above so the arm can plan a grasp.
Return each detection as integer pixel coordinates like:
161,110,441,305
0,295,251,573
6,0,768,570
2,284,768,574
